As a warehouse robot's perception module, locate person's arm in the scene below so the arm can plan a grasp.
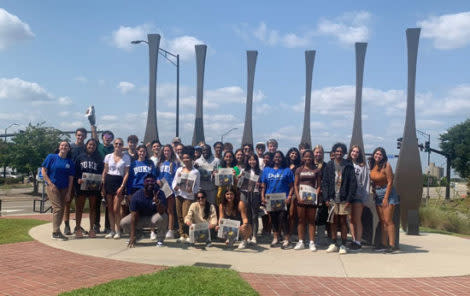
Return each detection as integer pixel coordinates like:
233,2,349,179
41,167,57,191
91,124,98,142
101,161,109,197
128,211,138,248
294,171,301,203
215,203,224,231
346,166,357,204
239,201,249,226
209,204,218,228
155,191,166,215
65,162,74,202
172,168,180,191
118,166,130,197
184,203,195,226
383,163,394,207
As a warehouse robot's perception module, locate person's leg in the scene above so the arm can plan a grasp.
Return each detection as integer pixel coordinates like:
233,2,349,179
251,193,260,237
376,205,386,247
63,194,73,234
339,215,348,246
181,199,192,236
239,223,252,240
383,205,396,247
74,194,86,236
353,203,364,243
94,195,101,231
167,195,175,232
88,195,97,236
113,194,122,235
151,213,169,242
270,211,280,242
106,194,115,233
47,186,64,234
175,196,184,237
307,207,316,242
119,213,132,234
296,205,306,242
288,198,297,236
279,210,289,242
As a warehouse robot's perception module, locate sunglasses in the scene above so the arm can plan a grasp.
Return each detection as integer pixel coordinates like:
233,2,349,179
114,142,123,146
196,195,206,200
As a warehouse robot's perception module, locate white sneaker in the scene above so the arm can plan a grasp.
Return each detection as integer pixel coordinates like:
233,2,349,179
165,230,175,239
105,231,115,239
339,245,347,254
156,241,163,247
294,241,305,250
150,231,157,240
326,243,338,253
250,236,257,245
309,242,317,252
113,232,121,239
238,240,248,249
184,237,191,244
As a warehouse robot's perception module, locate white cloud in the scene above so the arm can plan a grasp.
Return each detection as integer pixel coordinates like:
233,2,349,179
117,81,135,94
421,84,470,116
167,35,205,61
74,76,87,83
58,96,72,105
0,8,34,50
0,77,53,102
110,24,153,50
317,11,371,45
418,11,470,49
102,115,118,121
236,22,314,48
58,111,69,117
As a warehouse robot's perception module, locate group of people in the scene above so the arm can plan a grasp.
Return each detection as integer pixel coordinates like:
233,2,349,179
41,125,400,254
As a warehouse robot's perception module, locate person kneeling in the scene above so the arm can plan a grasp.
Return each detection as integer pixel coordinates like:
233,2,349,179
121,174,168,247
184,190,218,247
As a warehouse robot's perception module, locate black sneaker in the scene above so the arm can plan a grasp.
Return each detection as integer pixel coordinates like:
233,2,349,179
384,246,399,253
93,224,101,234
64,224,72,235
349,241,362,251
374,244,387,252
52,232,69,241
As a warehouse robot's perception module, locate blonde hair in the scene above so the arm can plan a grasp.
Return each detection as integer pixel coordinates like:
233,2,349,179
313,144,324,169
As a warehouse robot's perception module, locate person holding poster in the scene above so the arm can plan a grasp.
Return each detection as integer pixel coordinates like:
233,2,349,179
75,138,103,238
172,146,200,242
260,151,294,249
293,149,322,251
185,190,218,246
217,188,252,249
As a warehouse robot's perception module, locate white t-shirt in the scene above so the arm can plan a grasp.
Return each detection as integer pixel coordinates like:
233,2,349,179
171,167,200,200
104,153,131,176
150,156,159,167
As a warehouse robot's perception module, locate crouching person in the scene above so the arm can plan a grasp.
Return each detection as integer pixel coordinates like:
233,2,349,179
121,173,168,247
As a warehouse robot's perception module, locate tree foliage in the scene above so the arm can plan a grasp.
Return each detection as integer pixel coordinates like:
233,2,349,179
440,119,470,179
9,123,68,192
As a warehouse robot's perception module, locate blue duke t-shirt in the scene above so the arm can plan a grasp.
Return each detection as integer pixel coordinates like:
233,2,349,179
260,167,294,197
41,154,75,189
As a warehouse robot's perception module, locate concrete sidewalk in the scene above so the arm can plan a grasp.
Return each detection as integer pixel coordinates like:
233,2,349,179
30,220,470,278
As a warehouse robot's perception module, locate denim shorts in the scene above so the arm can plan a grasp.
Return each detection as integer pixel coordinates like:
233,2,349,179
375,186,400,206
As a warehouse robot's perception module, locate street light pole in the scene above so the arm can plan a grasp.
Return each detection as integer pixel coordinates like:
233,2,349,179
131,40,180,137
417,129,431,202
221,128,237,142
3,123,18,178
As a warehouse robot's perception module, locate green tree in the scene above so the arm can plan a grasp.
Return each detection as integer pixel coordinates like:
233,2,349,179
10,123,68,194
0,140,14,178
440,119,470,179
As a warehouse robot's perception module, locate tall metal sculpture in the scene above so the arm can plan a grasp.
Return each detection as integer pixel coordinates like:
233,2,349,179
300,50,315,147
192,44,207,146
143,34,160,145
241,50,258,147
350,42,367,155
395,28,423,235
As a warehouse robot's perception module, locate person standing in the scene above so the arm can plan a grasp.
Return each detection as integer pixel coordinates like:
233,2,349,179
194,144,220,205
150,140,162,166
255,142,266,169
172,146,200,242
41,141,75,240
369,147,399,253
322,143,357,255
157,144,179,239
101,138,131,239
213,141,224,161
286,147,301,238
260,151,294,249
347,145,370,250
293,149,321,251
64,127,87,235
74,139,103,238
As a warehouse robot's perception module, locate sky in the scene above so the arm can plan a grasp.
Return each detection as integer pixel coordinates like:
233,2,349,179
1,1,470,172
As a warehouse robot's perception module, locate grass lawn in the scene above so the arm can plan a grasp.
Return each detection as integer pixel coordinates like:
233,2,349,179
61,266,258,296
0,218,48,245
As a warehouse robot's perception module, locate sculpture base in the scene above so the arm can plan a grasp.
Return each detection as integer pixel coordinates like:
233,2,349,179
406,209,420,235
